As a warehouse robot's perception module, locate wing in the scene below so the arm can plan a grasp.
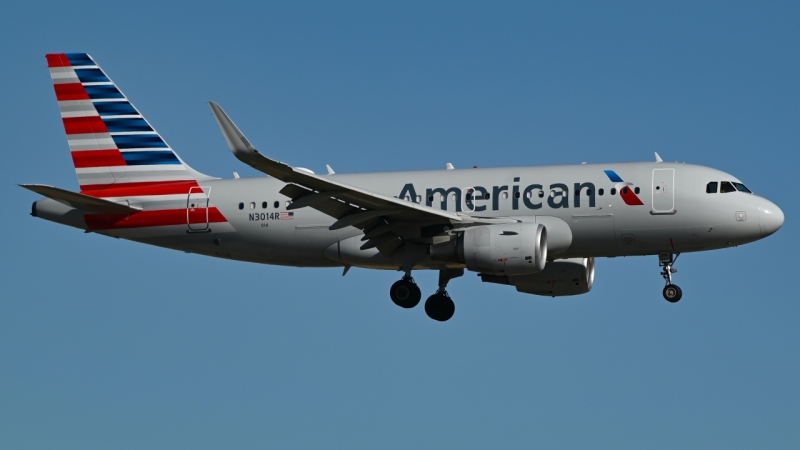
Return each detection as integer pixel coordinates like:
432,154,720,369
208,102,512,252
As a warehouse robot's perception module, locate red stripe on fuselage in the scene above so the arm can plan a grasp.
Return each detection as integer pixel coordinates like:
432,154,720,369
46,53,70,67
80,180,200,198
54,83,89,101
71,150,127,168
63,116,108,135
84,207,227,230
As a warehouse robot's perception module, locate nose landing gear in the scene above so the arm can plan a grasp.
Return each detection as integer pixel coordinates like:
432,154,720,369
663,284,682,302
659,252,682,303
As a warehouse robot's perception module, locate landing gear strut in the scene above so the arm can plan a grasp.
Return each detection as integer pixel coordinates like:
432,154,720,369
425,268,463,322
659,252,682,303
390,274,421,308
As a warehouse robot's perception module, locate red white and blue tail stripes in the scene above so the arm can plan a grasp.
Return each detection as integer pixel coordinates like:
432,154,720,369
46,53,228,232
46,53,207,192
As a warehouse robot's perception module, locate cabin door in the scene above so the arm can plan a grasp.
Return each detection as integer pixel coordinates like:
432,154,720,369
652,169,675,213
187,186,211,231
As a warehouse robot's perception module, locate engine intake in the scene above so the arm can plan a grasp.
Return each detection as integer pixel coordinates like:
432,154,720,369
431,223,547,276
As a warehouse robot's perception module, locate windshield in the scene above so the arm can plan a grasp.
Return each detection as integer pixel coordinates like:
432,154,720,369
720,181,736,193
733,182,752,194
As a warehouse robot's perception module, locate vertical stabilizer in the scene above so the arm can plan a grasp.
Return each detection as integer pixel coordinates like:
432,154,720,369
46,53,211,197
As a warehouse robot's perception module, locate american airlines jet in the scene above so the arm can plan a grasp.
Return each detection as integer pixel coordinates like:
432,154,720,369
23,53,784,322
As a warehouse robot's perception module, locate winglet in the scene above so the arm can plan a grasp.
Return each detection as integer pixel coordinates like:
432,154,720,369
209,102,257,154
208,102,294,180
654,152,663,163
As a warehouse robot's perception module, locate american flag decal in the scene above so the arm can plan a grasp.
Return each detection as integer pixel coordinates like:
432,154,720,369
279,212,294,220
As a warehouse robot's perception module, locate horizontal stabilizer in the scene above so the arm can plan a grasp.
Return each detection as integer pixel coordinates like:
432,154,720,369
20,184,142,214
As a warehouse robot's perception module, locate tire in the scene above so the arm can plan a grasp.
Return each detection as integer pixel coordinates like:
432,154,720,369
390,279,421,308
424,293,455,322
663,284,682,303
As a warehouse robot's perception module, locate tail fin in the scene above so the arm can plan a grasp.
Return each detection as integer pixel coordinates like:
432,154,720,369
46,53,211,197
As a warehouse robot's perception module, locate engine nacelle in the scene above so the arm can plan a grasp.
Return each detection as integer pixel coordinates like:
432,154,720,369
480,257,595,297
431,223,547,276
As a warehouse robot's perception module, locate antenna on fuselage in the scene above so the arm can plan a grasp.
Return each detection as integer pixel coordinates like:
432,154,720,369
654,152,663,163
446,163,455,170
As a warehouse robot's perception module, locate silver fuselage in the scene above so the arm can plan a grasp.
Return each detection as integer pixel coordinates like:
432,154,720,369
33,161,784,271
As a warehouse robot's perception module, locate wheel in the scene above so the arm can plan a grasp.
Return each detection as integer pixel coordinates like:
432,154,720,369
663,284,682,303
424,293,455,322
390,279,421,308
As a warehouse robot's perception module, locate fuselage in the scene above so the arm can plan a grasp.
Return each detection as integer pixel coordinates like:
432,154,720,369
33,161,784,270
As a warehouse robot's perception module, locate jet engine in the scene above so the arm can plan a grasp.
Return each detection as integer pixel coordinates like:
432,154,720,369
431,223,547,276
480,257,595,297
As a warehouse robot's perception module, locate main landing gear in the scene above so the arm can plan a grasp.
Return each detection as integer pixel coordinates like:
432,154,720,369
390,275,421,309
424,268,463,322
389,268,463,321
659,252,682,303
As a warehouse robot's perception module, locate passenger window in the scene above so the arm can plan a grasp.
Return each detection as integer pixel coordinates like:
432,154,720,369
733,182,752,194
250,202,256,209
428,195,434,202
262,201,268,209
598,188,604,196
611,188,617,195
502,192,508,200
238,202,244,210
484,193,490,200
274,201,279,208
634,187,640,194
720,181,736,193
514,191,520,199
538,190,544,198
621,187,629,195
706,182,718,193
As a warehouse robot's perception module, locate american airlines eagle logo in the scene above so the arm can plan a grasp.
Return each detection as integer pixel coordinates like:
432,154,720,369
604,170,644,206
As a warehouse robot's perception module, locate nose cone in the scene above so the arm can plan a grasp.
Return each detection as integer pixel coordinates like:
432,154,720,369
759,200,784,237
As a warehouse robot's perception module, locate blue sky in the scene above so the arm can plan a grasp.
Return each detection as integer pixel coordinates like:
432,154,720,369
1,1,798,448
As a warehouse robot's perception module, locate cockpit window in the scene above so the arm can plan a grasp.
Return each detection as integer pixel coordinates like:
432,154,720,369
720,181,736,193
733,182,752,194
706,182,718,193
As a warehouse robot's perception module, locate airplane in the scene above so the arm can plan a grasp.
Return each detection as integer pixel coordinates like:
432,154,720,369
22,53,785,322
